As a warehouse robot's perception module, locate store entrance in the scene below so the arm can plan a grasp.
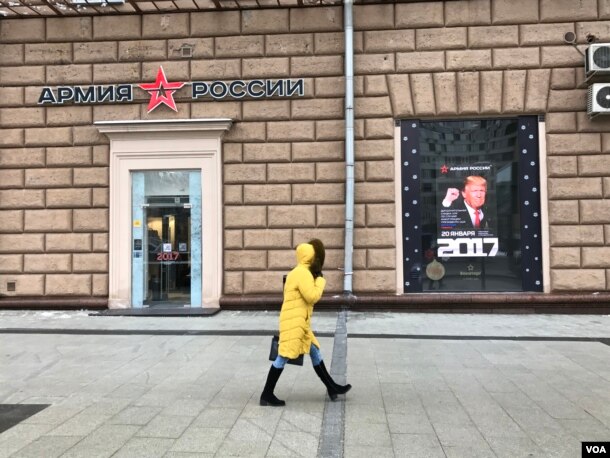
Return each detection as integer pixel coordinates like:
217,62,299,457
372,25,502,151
131,170,202,308
145,198,191,306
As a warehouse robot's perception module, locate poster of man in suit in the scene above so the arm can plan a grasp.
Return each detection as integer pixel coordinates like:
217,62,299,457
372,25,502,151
438,163,497,242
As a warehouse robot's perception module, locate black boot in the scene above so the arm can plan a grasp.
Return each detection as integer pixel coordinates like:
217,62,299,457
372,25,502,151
313,360,352,401
260,366,286,406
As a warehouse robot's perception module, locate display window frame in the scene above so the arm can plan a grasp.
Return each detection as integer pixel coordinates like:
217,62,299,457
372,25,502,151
399,116,544,294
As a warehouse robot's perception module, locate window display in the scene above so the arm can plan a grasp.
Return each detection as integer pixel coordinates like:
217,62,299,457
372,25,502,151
401,117,543,293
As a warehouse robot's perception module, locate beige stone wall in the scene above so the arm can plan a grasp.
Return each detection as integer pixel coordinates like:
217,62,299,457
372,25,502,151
1,0,609,297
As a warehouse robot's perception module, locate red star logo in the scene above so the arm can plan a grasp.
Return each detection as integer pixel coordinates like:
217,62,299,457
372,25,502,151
138,66,185,113
440,164,449,174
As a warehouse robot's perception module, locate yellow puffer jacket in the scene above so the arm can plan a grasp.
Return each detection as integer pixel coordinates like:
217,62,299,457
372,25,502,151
278,243,326,359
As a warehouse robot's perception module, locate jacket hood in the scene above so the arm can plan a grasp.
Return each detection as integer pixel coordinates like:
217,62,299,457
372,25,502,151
296,243,315,266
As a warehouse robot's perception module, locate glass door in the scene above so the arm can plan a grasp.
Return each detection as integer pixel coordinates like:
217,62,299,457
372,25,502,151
131,171,202,308
145,200,191,305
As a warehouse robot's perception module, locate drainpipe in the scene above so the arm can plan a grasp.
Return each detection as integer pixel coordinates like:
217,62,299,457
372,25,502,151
343,0,355,296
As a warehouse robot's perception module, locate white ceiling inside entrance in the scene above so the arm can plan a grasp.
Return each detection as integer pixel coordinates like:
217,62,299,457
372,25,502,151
0,0,435,18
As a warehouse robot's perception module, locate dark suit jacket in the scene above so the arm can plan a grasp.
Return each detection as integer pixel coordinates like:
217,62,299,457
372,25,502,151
447,200,493,232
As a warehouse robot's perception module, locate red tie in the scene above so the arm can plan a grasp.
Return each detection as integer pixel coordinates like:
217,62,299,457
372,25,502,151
474,210,480,228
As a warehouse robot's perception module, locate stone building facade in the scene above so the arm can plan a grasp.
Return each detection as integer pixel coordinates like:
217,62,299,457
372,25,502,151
1,0,610,311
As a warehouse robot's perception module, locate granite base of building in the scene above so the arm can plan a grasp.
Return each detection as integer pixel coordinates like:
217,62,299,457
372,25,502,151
0,297,108,310
2,293,609,314
220,292,610,314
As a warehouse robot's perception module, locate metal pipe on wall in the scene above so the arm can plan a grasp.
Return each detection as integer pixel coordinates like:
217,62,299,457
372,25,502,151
343,0,355,295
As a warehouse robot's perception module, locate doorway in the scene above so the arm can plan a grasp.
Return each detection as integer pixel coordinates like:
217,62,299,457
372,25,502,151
97,119,231,309
145,202,191,306
132,170,201,308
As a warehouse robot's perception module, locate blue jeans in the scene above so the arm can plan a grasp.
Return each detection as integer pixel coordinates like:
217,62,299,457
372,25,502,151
272,343,323,369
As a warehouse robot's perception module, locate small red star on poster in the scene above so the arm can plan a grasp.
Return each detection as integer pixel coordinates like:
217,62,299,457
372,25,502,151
139,66,185,113
440,164,449,174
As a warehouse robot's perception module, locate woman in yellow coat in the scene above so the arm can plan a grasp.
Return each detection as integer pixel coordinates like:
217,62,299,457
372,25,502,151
260,239,352,406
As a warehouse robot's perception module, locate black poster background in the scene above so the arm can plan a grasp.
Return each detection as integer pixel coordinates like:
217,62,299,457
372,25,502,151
437,162,498,242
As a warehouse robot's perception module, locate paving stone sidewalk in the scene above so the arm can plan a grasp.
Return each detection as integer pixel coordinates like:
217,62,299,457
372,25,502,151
2,309,610,337
1,310,609,457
